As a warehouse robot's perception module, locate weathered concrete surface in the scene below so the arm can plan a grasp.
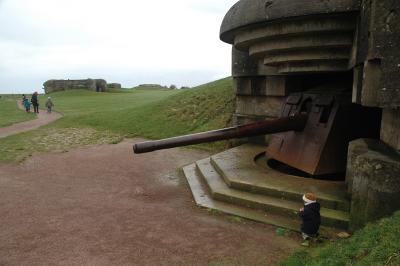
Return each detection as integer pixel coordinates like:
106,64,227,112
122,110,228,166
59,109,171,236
183,144,350,234
360,59,381,107
232,47,259,77
381,108,400,151
235,16,356,51
236,95,284,118
211,145,350,212
348,139,400,231
0,140,299,265
352,65,363,103
44,79,107,94
357,0,400,108
234,77,267,96
220,0,359,43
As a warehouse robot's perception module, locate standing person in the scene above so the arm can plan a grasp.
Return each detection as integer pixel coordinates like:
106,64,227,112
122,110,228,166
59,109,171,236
299,193,321,247
21,94,27,107
45,97,54,113
23,98,31,113
31,92,39,114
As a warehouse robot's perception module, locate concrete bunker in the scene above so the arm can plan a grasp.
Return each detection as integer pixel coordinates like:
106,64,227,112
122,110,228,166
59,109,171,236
133,0,400,233
43,79,108,94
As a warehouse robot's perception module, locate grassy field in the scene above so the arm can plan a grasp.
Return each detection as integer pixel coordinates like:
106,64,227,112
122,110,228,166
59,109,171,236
0,77,234,162
0,96,36,127
280,211,400,266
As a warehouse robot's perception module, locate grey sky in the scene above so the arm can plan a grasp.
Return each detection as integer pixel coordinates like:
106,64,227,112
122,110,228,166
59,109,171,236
0,0,238,93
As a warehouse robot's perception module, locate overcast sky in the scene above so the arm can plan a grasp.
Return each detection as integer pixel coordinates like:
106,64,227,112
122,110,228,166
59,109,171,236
0,0,238,93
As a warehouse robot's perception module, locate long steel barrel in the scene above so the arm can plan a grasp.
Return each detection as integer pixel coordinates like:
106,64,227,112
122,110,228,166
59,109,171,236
133,114,308,154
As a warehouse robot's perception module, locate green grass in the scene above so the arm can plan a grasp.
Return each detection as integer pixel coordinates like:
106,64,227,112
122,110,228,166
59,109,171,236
279,211,400,266
0,97,36,127
39,77,233,139
0,127,123,162
0,77,234,162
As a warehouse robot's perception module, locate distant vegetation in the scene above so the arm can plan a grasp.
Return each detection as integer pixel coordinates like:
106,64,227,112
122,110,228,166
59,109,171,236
131,84,172,90
0,96,36,127
280,211,400,266
132,84,191,90
0,77,234,162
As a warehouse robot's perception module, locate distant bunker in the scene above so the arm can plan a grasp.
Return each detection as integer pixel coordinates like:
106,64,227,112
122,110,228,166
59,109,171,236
43,79,111,94
108,83,122,90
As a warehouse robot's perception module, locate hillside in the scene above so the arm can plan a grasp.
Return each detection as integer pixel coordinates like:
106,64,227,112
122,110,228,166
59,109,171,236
40,77,234,139
0,77,234,162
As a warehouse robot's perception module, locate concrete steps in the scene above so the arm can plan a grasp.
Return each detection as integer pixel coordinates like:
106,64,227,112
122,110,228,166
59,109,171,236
183,163,302,232
197,158,349,229
182,144,351,233
210,145,350,212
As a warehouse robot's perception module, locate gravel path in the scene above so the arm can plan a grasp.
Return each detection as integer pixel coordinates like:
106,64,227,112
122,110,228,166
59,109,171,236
0,102,62,139
0,139,299,265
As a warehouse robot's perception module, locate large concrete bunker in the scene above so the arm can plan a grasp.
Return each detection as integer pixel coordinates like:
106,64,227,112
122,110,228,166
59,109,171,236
134,0,400,233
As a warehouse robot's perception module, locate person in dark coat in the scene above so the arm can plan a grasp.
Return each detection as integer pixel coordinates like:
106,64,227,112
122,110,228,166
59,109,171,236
299,192,321,246
31,92,39,113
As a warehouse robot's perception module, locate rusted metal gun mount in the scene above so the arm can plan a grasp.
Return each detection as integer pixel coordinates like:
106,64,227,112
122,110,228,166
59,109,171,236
133,90,381,177
267,91,381,176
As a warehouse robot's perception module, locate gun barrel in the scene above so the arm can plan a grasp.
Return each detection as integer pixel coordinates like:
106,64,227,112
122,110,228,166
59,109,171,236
133,114,307,154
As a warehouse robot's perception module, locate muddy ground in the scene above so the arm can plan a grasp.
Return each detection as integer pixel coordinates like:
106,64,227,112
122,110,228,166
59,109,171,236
0,139,300,265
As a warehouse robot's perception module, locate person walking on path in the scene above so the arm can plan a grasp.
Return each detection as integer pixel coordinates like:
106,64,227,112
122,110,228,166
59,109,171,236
23,98,31,113
45,97,54,113
31,92,39,114
299,192,321,247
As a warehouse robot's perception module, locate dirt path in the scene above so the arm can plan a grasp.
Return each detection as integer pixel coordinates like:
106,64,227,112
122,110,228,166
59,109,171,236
0,102,62,139
0,139,300,265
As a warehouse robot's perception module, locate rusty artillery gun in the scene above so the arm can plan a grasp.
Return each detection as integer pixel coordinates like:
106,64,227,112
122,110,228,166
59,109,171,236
133,89,381,177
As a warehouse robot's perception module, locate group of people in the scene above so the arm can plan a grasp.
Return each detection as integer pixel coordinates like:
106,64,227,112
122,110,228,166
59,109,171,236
22,92,54,114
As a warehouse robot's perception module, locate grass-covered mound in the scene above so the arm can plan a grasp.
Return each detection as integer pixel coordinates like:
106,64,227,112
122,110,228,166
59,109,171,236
280,211,400,266
49,77,234,138
121,77,235,138
0,77,234,162
0,96,36,127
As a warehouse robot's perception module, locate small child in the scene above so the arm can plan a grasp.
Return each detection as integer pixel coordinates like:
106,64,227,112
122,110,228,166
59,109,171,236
45,97,54,113
23,98,31,113
299,192,321,247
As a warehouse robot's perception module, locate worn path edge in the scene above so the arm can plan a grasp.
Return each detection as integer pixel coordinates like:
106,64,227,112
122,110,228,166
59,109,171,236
0,101,62,139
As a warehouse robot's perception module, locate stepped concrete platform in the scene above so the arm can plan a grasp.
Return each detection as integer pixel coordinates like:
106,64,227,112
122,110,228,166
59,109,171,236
182,144,351,234
211,145,350,212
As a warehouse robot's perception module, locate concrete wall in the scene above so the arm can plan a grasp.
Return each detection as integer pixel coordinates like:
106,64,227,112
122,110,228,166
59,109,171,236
348,139,400,230
350,0,400,151
44,79,107,94
222,0,400,230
